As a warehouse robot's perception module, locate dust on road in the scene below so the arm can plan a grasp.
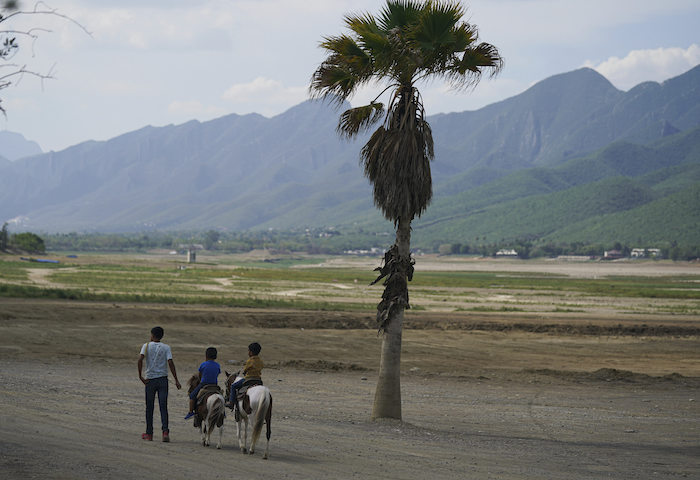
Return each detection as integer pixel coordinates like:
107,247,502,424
0,298,698,479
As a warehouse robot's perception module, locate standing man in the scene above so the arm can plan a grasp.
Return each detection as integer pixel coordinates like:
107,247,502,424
138,326,181,442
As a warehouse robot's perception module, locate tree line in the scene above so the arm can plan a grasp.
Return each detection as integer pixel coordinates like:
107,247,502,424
2,226,698,261
0,223,46,253
435,239,699,261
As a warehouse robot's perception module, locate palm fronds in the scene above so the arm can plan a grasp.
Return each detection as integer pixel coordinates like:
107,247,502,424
360,87,433,221
311,0,503,102
310,35,373,102
337,102,385,139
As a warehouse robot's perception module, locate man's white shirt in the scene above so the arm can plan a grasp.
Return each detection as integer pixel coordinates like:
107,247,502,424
140,341,173,379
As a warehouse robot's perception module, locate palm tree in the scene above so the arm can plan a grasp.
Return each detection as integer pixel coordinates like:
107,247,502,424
310,0,503,420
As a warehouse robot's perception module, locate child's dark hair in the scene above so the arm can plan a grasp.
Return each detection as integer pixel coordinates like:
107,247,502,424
151,326,164,340
205,347,217,359
248,342,261,355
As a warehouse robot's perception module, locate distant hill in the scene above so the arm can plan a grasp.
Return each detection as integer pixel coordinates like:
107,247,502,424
409,127,700,247
0,65,698,249
542,181,700,246
0,102,371,232
429,65,700,174
0,131,42,161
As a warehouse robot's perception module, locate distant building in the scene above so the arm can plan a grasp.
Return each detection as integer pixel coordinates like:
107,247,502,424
556,255,595,261
496,249,518,257
343,247,382,256
631,248,661,258
603,250,624,260
178,243,202,263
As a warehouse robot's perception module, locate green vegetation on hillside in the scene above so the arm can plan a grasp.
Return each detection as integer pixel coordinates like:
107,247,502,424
543,183,700,247
407,127,700,250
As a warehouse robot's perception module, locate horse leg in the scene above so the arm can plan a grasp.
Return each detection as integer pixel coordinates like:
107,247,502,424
216,413,224,449
249,414,259,455
205,418,212,447
239,416,249,453
245,417,250,453
197,402,209,446
235,418,244,453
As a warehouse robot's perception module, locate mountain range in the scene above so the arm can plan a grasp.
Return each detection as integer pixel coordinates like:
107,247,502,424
1,65,699,247
0,131,42,163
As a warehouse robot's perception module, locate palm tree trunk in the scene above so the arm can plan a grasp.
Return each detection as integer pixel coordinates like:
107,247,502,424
371,216,411,420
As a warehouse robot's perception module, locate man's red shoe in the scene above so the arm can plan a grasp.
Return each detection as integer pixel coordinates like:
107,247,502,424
162,430,170,442
141,433,153,441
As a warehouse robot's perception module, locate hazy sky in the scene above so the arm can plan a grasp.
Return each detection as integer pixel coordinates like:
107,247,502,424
2,0,699,152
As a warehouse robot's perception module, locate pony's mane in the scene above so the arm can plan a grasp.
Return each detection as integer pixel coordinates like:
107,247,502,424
186,373,199,392
224,370,242,389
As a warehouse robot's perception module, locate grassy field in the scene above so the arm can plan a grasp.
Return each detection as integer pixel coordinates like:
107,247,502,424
1,250,699,322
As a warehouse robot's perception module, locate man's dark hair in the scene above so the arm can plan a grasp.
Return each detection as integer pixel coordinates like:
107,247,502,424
248,342,261,355
151,326,164,340
206,347,217,359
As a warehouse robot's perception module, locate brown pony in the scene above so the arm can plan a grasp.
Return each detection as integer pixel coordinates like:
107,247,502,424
187,374,226,449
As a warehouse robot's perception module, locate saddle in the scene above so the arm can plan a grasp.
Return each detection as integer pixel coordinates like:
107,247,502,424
232,379,263,420
238,378,263,395
193,384,223,427
196,384,223,401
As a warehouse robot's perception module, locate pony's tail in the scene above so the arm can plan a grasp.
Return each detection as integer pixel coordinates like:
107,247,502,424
265,394,272,441
251,391,271,446
210,394,226,428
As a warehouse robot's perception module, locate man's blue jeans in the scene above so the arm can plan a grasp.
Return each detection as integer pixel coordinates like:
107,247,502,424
145,376,169,435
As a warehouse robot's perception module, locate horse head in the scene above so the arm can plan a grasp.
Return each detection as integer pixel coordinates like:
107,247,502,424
186,373,199,394
224,370,242,390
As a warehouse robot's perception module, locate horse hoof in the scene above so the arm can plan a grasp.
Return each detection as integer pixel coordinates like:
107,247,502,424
241,448,247,454
263,454,268,460
216,444,222,450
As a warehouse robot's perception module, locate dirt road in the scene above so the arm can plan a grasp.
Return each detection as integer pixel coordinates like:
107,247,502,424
1,299,699,479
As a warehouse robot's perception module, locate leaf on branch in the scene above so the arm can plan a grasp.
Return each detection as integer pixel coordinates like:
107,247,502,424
337,102,384,138
458,42,503,76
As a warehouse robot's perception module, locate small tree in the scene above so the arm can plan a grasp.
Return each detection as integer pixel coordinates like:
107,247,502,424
0,222,8,250
11,231,45,253
203,230,220,250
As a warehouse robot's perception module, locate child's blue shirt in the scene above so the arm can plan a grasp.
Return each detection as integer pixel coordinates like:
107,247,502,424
199,359,221,385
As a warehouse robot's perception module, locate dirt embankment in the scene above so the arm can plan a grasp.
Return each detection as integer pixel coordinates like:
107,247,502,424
198,307,700,337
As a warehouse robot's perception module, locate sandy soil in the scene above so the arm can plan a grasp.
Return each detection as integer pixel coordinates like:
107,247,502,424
303,255,700,278
1,298,699,480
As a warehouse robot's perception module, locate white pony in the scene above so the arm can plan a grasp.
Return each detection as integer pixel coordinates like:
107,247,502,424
225,371,272,459
187,375,226,449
